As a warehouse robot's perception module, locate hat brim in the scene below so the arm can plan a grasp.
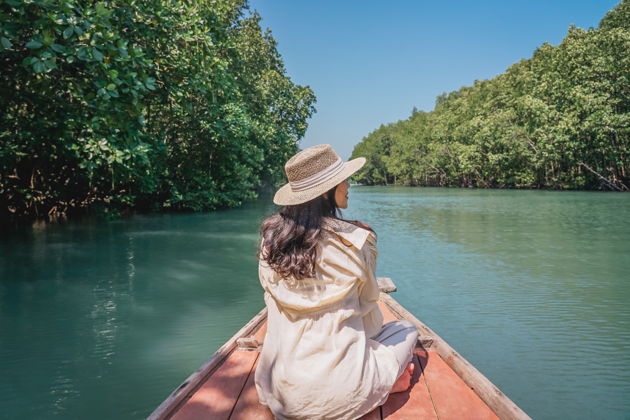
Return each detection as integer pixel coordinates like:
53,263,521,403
273,157,366,206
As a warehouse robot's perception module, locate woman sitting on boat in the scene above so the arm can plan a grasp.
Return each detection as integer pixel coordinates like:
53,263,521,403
255,144,419,419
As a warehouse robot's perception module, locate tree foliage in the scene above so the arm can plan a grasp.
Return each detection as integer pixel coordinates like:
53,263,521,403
351,1,629,191
0,0,315,224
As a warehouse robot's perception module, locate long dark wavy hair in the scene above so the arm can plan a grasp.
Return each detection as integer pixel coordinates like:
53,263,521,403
259,187,340,280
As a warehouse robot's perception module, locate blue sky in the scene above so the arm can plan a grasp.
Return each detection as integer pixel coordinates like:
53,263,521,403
248,0,620,159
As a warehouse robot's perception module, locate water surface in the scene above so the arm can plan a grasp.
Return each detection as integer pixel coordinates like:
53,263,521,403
1,187,629,419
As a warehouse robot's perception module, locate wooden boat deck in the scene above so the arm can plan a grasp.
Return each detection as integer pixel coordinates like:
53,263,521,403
150,278,530,420
159,302,500,419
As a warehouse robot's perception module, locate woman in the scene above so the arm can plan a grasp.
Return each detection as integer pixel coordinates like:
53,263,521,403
255,144,419,420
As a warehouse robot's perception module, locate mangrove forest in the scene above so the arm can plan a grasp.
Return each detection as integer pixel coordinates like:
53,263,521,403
0,0,316,225
351,0,629,191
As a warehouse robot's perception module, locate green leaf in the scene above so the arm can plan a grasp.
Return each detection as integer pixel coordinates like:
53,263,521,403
145,77,157,90
95,2,111,17
26,40,43,49
77,47,90,61
1,37,12,50
63,26,74,39
92,48,104,62
44,60,57,71
106,83,116,91
33,61,45,73
108,89,119,98
51,44,66,53
43,31,54,46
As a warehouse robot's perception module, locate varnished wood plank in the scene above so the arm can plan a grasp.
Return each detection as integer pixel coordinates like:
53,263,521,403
421,351,499,420
378,300,399,323
382,349,438,419
171,350,259,420
228,357,274,420
380,293,531,420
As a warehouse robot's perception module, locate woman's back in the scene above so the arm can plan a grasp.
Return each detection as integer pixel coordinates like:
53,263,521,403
255,218,400,420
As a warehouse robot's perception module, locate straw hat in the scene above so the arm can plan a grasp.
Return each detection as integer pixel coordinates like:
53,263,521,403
273,144,366,205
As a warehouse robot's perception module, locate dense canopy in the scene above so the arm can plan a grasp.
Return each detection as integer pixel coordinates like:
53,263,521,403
351,0,629,191
0,0,316,224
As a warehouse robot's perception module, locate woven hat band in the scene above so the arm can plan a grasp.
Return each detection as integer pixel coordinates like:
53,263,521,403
289,158,344,192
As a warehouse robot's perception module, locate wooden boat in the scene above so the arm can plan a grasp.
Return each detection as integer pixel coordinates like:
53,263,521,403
149,278,532,420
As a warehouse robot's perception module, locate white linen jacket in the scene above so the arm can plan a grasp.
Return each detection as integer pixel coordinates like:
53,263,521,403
254,217,399,420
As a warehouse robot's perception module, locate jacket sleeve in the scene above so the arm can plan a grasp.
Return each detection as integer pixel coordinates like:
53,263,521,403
358,232,384,338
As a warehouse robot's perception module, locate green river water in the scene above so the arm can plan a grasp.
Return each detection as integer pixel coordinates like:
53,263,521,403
1,187,629,419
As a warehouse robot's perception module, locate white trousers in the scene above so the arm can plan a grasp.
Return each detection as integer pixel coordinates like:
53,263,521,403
371,320,419,379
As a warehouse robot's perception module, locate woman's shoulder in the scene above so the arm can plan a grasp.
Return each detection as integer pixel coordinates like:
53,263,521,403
321,217,376,250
